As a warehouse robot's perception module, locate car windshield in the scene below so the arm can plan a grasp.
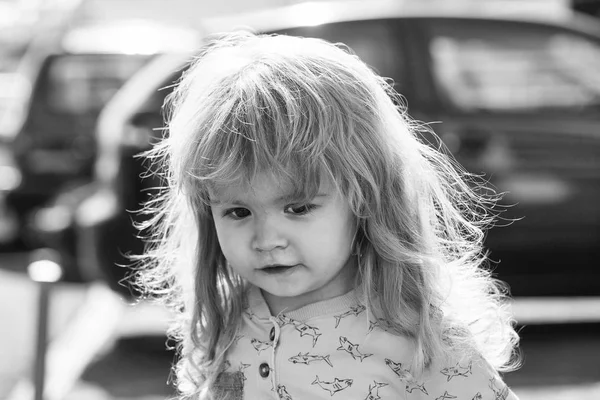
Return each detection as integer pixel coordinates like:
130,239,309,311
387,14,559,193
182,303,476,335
45,53,150,115
21,53,151,147
428,19,600,113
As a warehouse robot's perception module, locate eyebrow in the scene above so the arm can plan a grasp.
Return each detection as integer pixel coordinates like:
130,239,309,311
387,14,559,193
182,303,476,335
209,193,330,206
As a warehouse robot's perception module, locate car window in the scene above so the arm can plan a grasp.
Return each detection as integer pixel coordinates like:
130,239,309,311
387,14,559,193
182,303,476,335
23,53,151,148
46,54,150,114
426,19,600,113
272,19,408,96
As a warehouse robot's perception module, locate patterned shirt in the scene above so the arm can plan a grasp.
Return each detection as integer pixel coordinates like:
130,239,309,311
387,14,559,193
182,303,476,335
213,285,519,400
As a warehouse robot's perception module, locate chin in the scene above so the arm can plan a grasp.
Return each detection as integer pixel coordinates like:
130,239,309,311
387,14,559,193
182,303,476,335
262,284,311,299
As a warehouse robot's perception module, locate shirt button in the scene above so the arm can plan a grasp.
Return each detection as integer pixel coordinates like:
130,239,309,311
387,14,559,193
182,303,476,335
259,362,270,378
269,327,275,342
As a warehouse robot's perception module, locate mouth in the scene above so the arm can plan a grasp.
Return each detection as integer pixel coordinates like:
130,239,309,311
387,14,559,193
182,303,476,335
259,264,300,275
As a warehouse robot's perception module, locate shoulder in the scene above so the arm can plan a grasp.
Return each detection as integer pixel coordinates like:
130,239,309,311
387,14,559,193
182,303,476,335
412,354,519,400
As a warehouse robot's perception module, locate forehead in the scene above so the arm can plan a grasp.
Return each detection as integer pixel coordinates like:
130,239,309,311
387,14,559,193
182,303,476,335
208,171,334,204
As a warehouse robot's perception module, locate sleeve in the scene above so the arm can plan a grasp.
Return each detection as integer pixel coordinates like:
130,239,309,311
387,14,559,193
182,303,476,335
410,356,519,400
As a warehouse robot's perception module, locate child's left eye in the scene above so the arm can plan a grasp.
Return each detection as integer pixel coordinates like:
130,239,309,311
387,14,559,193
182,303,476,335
285,204,318,215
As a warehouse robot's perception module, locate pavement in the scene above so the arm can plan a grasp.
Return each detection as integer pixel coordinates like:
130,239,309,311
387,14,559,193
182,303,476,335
1,252,600,400
0,253,173,400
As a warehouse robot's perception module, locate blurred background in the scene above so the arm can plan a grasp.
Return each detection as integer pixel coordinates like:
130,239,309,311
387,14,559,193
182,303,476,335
1,0,599,399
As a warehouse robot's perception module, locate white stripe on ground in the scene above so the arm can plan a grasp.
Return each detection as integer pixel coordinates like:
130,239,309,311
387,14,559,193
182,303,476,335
514,382,600,400
509,297,600,324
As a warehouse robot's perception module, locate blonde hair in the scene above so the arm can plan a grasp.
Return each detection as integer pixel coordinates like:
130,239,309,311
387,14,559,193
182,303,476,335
134,31,520,399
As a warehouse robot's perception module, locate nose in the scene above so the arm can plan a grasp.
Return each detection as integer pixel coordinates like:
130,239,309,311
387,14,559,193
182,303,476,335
252,215,288,252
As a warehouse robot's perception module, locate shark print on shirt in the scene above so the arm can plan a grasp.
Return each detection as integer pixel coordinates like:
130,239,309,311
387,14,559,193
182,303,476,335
294,321,322,347
406,380,428,395
435,391,457,400
238,363,251,382
312,375,354,396
364,381,388,400
384,358,412,380
289,352,333,367
277,384,293,400
367,318,390,333
276,315,322,347
385,358,428,395
276,314,295,327
250,338,272,354
440,361,473,381
333,305,366,328
337,336,373,361
489,377,510,400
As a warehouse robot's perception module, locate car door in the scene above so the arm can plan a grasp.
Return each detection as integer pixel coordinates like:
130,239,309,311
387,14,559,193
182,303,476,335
414,17,600,295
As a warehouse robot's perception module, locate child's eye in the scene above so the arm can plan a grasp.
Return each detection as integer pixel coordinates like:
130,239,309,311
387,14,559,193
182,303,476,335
285,204,318,215
223,208,251,219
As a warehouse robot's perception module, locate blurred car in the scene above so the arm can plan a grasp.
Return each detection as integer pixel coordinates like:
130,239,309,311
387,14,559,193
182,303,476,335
74,0,600,297
0,19,199,250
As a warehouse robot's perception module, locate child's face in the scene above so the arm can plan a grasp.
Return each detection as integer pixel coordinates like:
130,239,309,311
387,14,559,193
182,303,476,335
209,172,357,312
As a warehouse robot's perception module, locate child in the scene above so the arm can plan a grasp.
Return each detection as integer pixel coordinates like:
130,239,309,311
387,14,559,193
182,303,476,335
135,31,521,400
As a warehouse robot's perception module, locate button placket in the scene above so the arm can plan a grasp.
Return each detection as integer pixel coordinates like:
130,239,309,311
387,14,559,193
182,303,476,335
269,317,281,346
269,326,276,342
268,317,281,392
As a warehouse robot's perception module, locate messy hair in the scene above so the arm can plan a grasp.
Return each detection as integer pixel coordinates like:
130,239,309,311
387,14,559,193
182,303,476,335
134,31,520,399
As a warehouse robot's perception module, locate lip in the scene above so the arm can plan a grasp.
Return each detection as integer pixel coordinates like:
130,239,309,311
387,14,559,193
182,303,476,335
259,264,301,275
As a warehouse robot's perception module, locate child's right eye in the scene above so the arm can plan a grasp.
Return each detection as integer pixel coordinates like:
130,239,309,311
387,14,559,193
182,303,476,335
223,208,251,219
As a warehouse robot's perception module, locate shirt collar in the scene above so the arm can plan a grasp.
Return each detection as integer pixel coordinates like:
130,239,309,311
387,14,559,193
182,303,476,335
245,284,361,322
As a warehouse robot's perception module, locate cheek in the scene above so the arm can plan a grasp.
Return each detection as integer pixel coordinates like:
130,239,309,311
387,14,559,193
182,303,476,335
337,211,357,255
211,217,233,253
211,219,249,263
214,230,238,265
307,213,355,256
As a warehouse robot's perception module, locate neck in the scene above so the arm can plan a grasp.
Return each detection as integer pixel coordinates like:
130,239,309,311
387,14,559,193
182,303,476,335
262,288,355,316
